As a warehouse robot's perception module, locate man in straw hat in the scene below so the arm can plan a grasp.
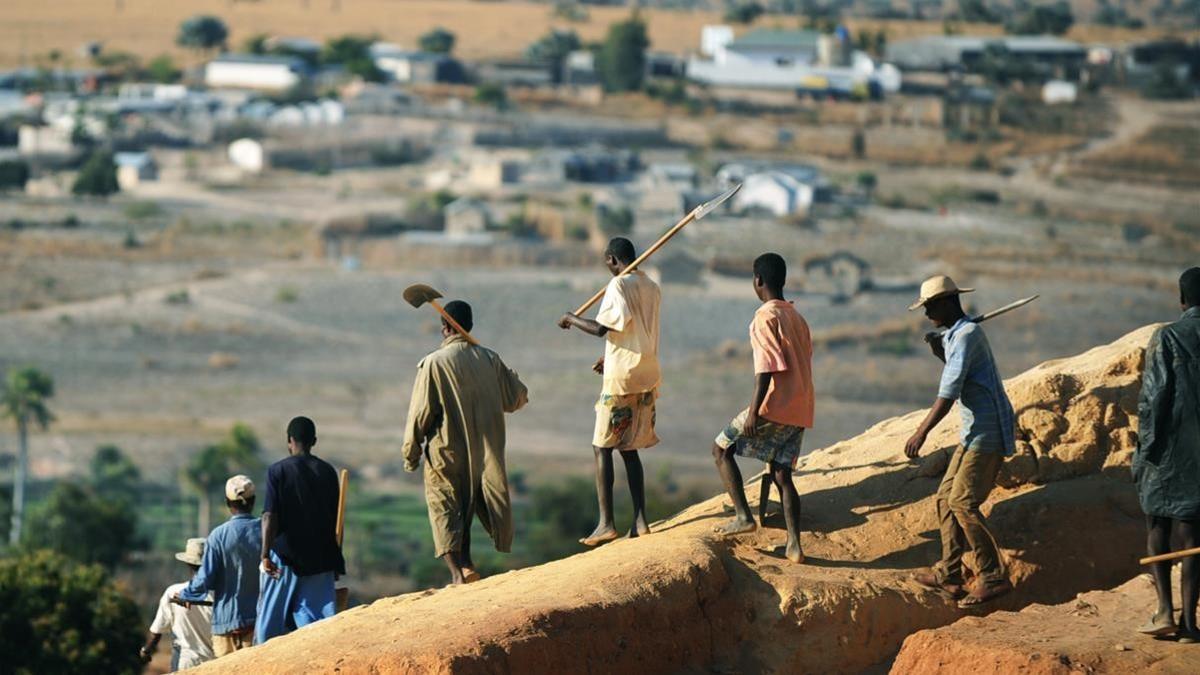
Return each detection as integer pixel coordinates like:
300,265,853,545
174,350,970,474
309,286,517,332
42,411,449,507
139,538,215,670
403,300,528,585
176,475,261,657
904,275,1016,608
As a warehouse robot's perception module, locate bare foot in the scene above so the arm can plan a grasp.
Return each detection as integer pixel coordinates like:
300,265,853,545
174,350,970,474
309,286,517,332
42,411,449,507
713,518,757,536
628,515,651,538
462,568,482,584
580,525,620,547
785,538,804,564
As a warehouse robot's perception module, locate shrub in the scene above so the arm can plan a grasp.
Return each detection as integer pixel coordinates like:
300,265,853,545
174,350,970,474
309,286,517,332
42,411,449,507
22,482,142,569
72,151,119,197
0,159,30,191
969,152,992,171
275,286,299,303
419,28,456,55
0,550,143,674
123,201,163,220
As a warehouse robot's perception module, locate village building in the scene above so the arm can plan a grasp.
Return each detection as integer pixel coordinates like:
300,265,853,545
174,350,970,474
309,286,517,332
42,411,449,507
887,36,1087,81
733,171,815,218
369,44,460,84
205,54,308,91
444,198,491,238
114,151,158,190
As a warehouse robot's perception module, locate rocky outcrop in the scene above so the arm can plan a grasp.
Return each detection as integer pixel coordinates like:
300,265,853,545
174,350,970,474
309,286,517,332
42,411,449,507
891,574,1195,674
194,325,1157,674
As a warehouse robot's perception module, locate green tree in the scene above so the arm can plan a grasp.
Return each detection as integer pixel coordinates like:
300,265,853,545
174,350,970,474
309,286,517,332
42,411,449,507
1006,1,1074,35
176,15,229,53
525,29,582,84
419,27,456,55
321,34,385,82
1141,61,1193,100
597,204,634,235
724,1,766,24
23,482,141,569
243,32,270,54
145,54,181,83
0,550,143,674
856,171,877,198
3,367,54,547
181,423,262,535
957,0,998,23
72,150,119,197
0,159,29,191
89,445,141,503
473,83,509,110
597,14,650,93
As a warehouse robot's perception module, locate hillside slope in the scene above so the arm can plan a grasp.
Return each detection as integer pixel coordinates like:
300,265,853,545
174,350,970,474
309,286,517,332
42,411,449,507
194,325,1157,674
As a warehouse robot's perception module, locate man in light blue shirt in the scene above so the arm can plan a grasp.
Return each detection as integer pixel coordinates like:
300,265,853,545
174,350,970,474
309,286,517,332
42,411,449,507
177,475,261,657
903,276,1015,609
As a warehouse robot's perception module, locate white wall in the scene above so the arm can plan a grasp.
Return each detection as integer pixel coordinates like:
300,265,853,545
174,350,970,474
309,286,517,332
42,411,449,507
205,62,300,91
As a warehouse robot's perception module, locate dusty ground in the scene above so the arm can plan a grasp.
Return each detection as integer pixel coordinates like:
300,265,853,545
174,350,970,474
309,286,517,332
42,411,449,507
189,323,1156,673
892,574,1199,674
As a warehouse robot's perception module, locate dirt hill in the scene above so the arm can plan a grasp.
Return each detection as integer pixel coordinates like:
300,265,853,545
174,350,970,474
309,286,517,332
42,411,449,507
892,574,1195,674
193,324,1157,674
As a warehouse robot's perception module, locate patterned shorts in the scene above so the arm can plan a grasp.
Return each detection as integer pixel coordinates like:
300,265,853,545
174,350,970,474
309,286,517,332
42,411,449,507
593,389,659,451
715,408,805,467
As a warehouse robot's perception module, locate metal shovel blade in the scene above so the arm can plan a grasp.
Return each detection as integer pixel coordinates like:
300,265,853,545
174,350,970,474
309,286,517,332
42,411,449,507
403,283,443,309
693,183,742,220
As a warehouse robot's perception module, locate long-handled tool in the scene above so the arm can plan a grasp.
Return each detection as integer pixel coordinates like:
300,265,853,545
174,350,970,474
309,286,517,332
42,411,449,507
1140,546,1200,565
335,468,349,613
403,284,480,346
567,183,741,318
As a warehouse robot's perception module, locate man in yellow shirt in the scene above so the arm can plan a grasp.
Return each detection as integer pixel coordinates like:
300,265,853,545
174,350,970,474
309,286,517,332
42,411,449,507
559,237,662,546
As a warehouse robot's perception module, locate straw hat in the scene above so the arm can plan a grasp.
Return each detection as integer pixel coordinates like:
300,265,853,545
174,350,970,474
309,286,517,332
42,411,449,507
175,538,206,565
909,275,974,311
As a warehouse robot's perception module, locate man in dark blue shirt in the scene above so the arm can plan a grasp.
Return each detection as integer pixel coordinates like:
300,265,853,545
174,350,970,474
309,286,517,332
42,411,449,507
177,475,261,656
256,416,346,644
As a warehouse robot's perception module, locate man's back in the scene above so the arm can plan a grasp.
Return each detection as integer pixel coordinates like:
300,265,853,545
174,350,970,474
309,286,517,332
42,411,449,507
264,454,345,577
597,271,661,395
1136,308,1200,519
207,515,260,633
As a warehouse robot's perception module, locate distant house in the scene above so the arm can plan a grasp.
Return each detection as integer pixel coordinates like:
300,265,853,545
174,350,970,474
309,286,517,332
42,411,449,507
477,61,555,87
205,54,307,91
370,44,461,84
228,138,266,173
687,26,893,97
114,152,157,190
263,36,322,61
563,51,600,86
887,36,1087,80
803,251,871,300
469,153,524,189
444,198,491,238
647,249,704,286
733,171,815,217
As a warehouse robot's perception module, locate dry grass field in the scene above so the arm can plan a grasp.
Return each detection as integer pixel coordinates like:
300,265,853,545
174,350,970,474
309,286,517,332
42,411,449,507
1,0,1189,69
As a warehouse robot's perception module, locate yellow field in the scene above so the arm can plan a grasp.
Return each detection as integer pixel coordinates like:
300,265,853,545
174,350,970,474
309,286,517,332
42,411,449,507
1,0,1188,70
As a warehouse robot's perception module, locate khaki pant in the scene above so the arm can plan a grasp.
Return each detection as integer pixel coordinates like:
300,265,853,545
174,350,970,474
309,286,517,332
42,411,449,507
933,445,1006,586
213,626,253,657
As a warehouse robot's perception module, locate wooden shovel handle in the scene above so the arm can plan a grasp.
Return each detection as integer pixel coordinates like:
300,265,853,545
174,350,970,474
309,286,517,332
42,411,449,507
429,300,480,346
335,468,349,547
572,210,698,317
1141,545,1200,565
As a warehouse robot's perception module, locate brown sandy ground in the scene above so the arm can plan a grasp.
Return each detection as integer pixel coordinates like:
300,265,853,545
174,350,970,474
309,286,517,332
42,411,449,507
891,574,1198,674
187,325,1157,673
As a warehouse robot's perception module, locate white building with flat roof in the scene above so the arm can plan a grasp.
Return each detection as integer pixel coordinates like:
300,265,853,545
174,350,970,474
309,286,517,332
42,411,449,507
205,54,307,91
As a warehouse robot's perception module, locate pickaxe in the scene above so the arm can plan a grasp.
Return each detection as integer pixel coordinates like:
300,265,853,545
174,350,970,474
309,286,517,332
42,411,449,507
403,284,480,346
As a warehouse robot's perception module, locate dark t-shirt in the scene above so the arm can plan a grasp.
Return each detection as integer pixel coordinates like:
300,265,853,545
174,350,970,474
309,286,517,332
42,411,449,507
263,453,346,577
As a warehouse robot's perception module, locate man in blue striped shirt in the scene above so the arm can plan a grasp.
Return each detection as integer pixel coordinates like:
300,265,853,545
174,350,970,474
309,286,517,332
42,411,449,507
904,275,1015,608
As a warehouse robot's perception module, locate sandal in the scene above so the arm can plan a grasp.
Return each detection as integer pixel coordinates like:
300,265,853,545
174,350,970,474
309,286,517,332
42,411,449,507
957,579,1013,608
914,572,965,600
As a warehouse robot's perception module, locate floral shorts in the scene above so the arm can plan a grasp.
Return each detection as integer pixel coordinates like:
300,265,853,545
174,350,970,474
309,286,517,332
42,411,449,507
715,408,805,467
593,389,659,451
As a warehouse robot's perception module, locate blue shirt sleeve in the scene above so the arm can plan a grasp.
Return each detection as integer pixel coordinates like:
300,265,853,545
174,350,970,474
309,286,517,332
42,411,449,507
937,328,976,400
178,531,220,601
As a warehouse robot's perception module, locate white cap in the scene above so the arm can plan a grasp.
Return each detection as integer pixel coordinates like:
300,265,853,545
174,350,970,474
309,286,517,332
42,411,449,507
225,475,255,501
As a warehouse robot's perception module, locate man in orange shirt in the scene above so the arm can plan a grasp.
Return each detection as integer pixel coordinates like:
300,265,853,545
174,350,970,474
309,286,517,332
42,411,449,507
712,253,814,564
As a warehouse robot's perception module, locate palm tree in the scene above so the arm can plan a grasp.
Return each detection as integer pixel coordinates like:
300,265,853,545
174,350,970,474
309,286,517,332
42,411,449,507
182,423,262,535
3,367,55,546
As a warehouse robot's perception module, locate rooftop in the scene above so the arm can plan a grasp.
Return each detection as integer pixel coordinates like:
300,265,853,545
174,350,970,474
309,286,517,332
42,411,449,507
728,29,821,51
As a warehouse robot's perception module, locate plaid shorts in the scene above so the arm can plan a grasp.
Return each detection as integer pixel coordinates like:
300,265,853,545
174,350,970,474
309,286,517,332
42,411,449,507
715,408,805,467
593,389,659,450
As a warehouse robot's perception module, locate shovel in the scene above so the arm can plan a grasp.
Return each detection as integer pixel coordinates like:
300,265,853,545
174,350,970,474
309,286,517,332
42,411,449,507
335,468,350,613
403,284,480,346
